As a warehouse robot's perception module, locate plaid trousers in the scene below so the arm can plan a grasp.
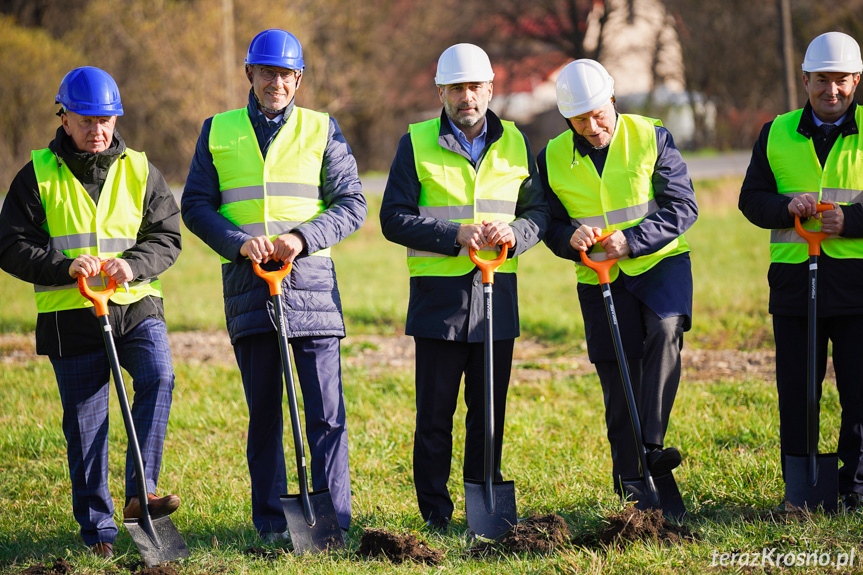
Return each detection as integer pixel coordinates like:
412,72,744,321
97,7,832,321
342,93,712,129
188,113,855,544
50,317,175,546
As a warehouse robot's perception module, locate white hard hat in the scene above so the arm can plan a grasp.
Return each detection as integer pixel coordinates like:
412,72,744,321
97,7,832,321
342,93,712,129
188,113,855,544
435,43,494,85
556,59,615,118
802,31,863,73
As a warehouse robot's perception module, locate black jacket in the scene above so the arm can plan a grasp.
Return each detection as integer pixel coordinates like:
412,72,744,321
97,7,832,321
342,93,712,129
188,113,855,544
380,109,549,342
739,100,863,316
0,127,182,356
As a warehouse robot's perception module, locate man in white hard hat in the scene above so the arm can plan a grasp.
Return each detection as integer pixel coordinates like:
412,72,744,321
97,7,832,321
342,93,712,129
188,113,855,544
740,31,863,510
539,59,697,498
380,43,549,532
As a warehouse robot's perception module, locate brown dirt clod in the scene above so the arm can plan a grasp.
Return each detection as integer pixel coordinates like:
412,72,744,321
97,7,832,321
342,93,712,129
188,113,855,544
132,566,179,575
471,514,570,555
358,528,443,564
586,506,697,548
19,558,73,575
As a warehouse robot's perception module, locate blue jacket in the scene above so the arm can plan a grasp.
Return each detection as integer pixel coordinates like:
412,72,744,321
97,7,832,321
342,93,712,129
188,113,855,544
182,92,367,343
380,109,549,342
538,118,697,362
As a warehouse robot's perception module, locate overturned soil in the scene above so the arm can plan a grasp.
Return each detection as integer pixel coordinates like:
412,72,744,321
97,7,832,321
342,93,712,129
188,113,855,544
573,506,698,549
18,558,73,575
357,528,443,564
471,514,570,555
133,567,178,575
0,331,832,384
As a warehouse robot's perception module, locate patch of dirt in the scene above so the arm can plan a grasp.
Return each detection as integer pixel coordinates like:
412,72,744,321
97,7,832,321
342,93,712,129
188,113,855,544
470,514,570,555
18,558,73,575
573,506,697,549
0,331,835,383
132,567,178,575
357,528,443,564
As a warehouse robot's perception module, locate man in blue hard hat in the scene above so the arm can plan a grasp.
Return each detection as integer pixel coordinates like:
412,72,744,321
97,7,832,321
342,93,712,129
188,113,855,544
0,66,182,558
183,29,365,540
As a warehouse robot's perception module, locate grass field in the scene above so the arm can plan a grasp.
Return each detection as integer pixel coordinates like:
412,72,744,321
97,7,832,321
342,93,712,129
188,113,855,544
3,180,861,574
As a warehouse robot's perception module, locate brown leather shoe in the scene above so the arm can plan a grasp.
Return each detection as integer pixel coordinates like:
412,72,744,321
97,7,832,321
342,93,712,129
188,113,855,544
90,541,114,558
123,493,181,520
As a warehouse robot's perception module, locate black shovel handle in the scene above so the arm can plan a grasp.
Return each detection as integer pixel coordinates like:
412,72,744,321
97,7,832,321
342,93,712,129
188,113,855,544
469,246,509,514
580,243,660,506
252,260,316,527
78,271,162,547
795,204,833,487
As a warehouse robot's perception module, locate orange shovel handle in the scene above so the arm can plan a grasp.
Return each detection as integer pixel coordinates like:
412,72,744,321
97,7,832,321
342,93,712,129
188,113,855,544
794,203,835,256
578,230,616,285
77,262,117,318
252,259,293,296
469,244,509,284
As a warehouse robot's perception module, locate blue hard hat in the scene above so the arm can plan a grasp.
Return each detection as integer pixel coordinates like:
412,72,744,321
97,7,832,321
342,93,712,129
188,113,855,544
245,29,304,71
56,66,124,116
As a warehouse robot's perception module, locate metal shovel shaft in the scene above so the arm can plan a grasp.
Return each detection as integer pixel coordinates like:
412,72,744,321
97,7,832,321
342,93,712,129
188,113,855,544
482,283,496,515
600,284,660,505
100,315,162,546
273,294,316,527
807,254,819,487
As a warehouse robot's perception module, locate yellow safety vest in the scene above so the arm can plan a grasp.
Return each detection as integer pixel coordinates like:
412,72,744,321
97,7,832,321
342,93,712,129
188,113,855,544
31,147,162,313
767,106,863,263
546,114,690,284
407,117,528,276
209,107,330,263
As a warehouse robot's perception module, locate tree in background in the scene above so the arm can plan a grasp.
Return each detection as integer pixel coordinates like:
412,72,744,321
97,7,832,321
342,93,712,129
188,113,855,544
6,0,863,188
0,16,81,182
662,0,863,150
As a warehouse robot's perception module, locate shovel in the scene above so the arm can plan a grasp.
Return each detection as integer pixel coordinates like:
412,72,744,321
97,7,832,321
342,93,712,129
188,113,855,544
464,245,517,539
77,267,189,567
580,235,686,520
784,204,839,513
252,259,345,553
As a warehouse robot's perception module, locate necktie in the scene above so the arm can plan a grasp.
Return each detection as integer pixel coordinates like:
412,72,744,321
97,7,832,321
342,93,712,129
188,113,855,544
820,123,837,137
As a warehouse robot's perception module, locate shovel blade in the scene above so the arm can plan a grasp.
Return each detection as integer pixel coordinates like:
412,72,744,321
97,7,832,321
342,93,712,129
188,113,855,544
281,489,345,554
621,472,687,521
464,479,517,539
123,516,189,568
784,453,839,513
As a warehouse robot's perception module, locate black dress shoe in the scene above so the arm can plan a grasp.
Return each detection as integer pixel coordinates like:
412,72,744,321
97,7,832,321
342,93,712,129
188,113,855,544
842,493,861,511
425,516,451,534
646,447,682,474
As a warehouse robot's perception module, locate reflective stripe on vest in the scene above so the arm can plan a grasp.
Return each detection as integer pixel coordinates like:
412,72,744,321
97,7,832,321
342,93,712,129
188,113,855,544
209,107,330,263
407,118,528,276
545,114,690,285
31,148,163,312
767,106,863,263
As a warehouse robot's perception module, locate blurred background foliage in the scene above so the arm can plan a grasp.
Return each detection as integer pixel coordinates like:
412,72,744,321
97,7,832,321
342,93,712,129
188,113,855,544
1,0,863,186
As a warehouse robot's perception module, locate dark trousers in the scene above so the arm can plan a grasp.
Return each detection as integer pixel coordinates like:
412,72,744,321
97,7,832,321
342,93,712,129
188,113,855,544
594,309,684,485
773,314,863,495
233,333,351,533
50,318,175,546
413,336,514,521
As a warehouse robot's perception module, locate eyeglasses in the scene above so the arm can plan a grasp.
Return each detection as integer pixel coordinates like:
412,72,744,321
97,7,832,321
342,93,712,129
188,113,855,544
257,66,299,82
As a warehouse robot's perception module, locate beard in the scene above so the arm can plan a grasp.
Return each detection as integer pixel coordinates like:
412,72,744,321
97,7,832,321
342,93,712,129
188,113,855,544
444,99,488,130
